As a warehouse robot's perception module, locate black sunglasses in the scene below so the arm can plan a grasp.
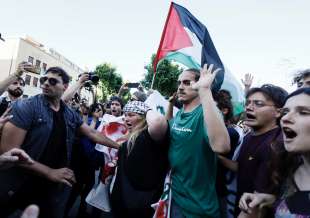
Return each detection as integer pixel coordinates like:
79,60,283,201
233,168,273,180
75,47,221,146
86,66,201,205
39,76,60,86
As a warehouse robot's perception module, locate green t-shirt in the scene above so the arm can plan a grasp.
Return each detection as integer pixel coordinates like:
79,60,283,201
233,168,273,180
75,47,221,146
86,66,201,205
169,105,219,218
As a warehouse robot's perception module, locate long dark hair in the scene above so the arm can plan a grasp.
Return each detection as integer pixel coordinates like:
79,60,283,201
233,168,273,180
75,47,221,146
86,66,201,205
270,88,310,194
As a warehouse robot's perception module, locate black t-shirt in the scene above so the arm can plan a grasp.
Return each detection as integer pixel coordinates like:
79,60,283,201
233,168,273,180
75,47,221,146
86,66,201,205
124,129,169,190
111,127,169,215
236,128,282,204
39,105,67,168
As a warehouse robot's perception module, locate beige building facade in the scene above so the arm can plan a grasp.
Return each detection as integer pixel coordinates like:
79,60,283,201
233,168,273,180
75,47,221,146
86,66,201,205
0,36,84,97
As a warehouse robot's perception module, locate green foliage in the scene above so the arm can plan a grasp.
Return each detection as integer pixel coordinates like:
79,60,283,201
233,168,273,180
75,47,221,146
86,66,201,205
141,54,183,97
94,63,123,102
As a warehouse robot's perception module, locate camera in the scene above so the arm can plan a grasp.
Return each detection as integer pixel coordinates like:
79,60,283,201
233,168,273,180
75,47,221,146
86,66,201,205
79,72,99,86
88,72,99,85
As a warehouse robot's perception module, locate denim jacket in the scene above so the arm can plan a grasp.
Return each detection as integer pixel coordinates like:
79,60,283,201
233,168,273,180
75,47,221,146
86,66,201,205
0,94,83,204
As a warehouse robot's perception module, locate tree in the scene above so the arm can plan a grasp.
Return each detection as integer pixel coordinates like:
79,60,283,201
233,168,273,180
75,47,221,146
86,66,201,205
94,63,123,102
142,54,183,97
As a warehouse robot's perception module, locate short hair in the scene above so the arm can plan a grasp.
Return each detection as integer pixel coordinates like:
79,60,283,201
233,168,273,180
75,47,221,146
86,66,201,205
292,69,310,85
109,95,123,108
185,68,200,81
246,84,288,108
214,92,233,122
218,89,232,100
45,67,70,84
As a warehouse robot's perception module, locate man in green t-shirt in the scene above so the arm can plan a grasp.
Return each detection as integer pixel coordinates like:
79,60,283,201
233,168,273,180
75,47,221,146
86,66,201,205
168,64,230,218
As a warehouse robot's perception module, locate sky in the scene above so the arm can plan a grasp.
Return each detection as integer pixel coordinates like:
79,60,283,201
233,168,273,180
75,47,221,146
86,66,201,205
1,0,310,92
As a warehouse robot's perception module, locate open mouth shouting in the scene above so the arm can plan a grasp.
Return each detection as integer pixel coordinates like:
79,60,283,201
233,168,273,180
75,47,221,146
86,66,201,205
282,126,297,142
245,113,256,121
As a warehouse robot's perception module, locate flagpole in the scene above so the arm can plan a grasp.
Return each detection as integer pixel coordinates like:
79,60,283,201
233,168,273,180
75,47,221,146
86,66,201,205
150,72,156,89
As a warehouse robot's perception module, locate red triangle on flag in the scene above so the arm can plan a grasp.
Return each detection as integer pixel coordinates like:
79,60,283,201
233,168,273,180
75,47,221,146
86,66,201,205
154,4,192,72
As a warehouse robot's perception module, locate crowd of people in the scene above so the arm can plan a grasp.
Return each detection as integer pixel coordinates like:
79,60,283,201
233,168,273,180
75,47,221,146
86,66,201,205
0,62,309,218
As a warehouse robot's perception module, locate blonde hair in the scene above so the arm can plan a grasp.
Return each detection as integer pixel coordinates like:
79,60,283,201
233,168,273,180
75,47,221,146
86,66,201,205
126,115,148,154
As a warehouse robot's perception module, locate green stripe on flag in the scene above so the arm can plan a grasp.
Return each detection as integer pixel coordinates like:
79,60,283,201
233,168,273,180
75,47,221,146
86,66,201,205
164,51,201,69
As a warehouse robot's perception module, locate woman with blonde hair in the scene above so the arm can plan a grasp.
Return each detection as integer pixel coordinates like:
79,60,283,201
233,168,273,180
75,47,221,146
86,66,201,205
111,100,169,218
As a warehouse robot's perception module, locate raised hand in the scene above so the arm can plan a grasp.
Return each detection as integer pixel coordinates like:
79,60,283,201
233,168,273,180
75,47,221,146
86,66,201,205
78,73,90,85
168,92,177,104
241,73,254,89
15,62,34,77
191,64,221,91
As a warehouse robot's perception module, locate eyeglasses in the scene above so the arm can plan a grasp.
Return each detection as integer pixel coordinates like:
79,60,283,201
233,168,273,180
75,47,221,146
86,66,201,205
245,100,275,108
39,76,60,86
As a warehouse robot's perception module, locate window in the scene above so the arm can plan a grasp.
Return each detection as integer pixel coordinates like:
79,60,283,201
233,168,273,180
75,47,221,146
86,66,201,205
28,56,34,65
43,63,47,71
35,59,41,68
23,95,29,98
25,75,31,85
33,77,38,87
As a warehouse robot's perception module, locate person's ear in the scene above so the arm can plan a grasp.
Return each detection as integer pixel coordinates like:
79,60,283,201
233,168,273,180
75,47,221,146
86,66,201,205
222,108,229,116
63,83,69,91
275,108,282,119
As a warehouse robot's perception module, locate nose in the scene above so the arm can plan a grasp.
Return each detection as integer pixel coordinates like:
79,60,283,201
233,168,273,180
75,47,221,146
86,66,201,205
178,83,184,92
281,111,294,125
245,102,254,111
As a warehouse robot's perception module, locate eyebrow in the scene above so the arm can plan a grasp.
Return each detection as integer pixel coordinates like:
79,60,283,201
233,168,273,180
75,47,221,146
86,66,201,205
296,106,310,110
177,79,191,83
283,106,310,111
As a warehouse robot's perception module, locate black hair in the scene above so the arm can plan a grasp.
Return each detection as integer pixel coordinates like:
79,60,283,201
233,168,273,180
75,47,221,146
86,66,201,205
16,76,25,86
214,91,234,123
246,84,288,108
285,87,310,101
185,68,200,82
109,95,124,108
89,102,105,116
218,89,232,100
292,69,310,85
45,67,70,84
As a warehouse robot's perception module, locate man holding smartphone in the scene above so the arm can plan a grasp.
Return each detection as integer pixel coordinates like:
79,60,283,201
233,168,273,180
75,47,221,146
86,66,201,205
0,62,30,116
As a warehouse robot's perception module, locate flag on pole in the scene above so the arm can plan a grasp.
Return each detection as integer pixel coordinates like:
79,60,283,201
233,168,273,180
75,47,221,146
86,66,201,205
153,2,244,105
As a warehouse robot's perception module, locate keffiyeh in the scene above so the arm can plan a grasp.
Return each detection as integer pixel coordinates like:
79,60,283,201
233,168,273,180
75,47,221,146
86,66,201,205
123,101,150,115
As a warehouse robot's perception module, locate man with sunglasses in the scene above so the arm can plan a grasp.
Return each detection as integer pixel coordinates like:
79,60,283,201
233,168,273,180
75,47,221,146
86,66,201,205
0,62,28,116
0,67,119,218
233,84,288,217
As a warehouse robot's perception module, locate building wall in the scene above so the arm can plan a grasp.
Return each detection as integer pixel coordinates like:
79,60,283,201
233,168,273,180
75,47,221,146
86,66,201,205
0,37,84,97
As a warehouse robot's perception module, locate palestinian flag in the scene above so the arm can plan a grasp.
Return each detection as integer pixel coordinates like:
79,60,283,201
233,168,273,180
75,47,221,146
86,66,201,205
153,2,244,107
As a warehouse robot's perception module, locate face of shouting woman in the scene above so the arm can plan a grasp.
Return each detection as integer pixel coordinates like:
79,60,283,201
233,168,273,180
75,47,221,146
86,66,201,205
281,93,310,153
124,112,143,133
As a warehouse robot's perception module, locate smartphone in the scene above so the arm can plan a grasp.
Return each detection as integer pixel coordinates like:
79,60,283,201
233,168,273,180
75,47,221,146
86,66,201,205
126,83,140,88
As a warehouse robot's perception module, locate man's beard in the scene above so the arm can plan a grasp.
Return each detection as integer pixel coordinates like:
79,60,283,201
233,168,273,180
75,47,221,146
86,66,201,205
8,88,23,98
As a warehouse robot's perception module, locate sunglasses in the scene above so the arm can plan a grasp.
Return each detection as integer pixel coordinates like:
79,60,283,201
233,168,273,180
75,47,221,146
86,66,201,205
39,76,60,86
